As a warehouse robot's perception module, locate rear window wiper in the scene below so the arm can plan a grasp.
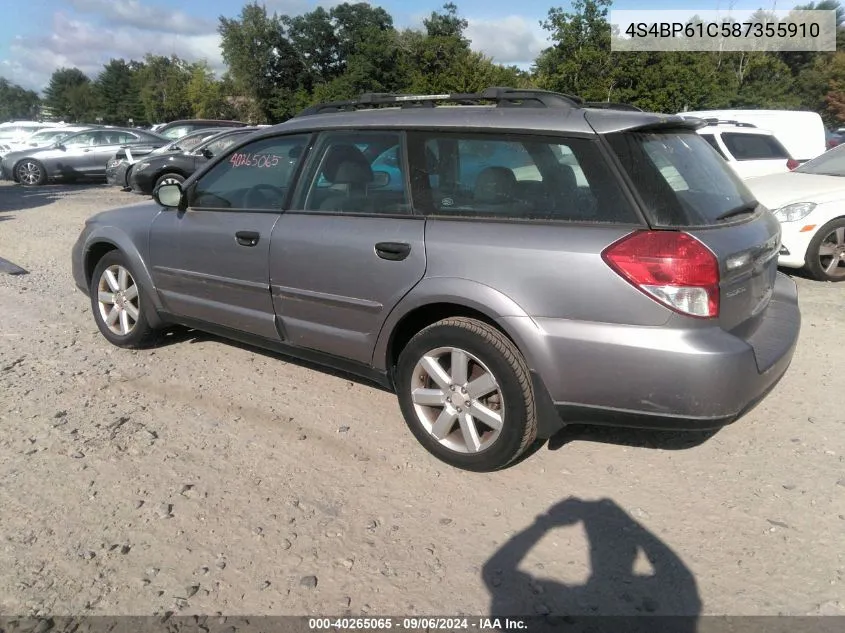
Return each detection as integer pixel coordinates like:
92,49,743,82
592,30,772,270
715,201,759,222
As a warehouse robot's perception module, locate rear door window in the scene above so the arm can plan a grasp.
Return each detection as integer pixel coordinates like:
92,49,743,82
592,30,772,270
607,129,757,227
700,133,728,160
409,132,638,223
720,133,790,160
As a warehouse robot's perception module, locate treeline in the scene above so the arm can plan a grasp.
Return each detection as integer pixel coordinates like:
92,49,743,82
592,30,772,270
2,0,845,127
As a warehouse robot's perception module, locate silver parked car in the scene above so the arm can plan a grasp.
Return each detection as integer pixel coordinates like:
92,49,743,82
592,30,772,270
71,88,801,471
1,127,169,185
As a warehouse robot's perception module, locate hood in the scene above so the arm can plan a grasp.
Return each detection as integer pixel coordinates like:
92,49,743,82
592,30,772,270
743,172,845,208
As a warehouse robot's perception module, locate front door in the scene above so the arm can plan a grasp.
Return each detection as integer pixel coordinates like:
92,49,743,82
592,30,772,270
148,133,312,341
270,130,427,365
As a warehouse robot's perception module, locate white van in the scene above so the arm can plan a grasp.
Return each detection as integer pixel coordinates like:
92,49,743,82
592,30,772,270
680,109,826,162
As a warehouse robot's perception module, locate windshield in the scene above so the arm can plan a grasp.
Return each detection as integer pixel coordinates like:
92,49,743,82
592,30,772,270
795,143,845,176
606,129,758,227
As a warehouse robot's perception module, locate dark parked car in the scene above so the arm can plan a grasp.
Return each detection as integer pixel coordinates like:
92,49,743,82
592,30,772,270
1,127,169,185
129,128,258,194
72,87,800,471
107,128,237,190
156,119,248,140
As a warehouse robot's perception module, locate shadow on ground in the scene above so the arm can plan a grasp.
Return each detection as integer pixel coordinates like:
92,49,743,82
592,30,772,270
483,497,702,632
0,183,106,213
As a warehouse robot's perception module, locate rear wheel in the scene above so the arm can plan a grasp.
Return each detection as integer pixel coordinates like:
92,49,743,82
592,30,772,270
154,172,184,191
805,218,845,282
90,251,157,348
16,159,46,186
395,317,537,472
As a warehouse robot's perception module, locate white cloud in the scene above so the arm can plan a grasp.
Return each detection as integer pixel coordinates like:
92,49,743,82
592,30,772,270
67,0,215,35
1,10,223,92
465,16,549,66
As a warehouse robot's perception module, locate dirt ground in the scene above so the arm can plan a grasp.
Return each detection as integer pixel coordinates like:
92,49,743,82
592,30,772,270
0,182,843,620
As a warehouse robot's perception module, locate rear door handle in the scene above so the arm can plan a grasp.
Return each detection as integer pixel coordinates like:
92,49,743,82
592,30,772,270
375,242,411,261
236,231,260,247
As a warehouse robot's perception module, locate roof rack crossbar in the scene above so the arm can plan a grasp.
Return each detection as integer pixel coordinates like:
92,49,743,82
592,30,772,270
296,87,585,117
583,101,644,112
684,116,757,128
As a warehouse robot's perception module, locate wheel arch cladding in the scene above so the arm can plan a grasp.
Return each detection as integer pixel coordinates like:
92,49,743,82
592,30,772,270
83,232,165,328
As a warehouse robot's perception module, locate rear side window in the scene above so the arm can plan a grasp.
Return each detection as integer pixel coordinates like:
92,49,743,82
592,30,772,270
409,132,638,223
721,132,789,160
700,133,728,160
607,129,757,227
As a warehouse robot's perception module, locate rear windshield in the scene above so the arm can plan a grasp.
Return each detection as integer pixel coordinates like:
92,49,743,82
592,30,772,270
607,129,757,227
794,143,845,176
720,132,790,161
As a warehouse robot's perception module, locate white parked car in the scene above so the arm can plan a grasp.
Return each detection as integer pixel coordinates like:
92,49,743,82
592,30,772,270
0,126,88,157
0,121,53,145
681,109,826,163
685,119,793,179
745,143,845,281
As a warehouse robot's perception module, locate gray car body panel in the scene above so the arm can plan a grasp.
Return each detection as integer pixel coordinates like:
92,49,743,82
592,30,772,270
72,102,800,438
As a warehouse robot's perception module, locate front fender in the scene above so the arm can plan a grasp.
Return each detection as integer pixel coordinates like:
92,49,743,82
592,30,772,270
78,222,165,328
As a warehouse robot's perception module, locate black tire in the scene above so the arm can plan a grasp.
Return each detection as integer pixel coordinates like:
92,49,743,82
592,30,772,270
15,159,47,186
395,317,537,472
154,172,185,191
804,217,845,282
89,251,158,349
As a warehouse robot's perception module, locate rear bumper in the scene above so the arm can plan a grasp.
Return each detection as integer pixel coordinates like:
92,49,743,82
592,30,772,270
506,272,800,435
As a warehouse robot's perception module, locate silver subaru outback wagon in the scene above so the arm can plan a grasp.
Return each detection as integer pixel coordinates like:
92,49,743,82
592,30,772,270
72,87,801,472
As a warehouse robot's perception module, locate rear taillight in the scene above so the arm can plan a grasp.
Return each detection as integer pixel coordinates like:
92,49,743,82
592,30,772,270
786,158,799,170
602,230,720,318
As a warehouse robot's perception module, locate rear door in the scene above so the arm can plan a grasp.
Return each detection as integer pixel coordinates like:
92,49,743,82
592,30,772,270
269,129,427,365
605,127,782,334
148,133,311,340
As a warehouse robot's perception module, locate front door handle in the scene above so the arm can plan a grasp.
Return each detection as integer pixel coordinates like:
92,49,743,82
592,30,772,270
375,242,411,261
236,231,260,247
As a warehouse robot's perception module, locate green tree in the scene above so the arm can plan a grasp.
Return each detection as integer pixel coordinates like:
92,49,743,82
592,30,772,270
135,55,193,123
187,62,236,118
44,67,93,121
218,2,308,122
0,78,40,121
283,7,342,83
95,59,144,125
534,0,615,100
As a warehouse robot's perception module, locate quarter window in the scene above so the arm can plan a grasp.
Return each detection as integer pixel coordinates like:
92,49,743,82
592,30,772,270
190,134,310,211
295,131,410,214
720,132,790,161
411,133,637,223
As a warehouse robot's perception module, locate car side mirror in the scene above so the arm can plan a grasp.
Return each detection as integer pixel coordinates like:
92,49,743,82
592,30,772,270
201,148,214,159
372,170,390,188
55,143,65,151
155,183,184,209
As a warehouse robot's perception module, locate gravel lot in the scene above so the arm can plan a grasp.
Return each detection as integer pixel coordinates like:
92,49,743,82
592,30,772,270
0,181,843,620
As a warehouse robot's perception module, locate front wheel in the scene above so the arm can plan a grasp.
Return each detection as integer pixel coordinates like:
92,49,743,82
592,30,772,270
395,317,537,472
154,172,185,191
16,159,46,186
90,251,158,348
804,218,845,282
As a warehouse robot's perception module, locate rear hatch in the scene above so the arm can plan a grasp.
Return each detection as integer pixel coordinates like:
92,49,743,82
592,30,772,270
603,125,783,340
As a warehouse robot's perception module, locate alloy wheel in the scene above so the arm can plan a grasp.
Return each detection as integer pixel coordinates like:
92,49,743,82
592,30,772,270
17,161,42,185
410,346,504,453
817,226,845,279
96,264,140,336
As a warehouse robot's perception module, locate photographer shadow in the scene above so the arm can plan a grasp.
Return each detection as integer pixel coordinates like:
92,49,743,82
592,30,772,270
482,497,701,633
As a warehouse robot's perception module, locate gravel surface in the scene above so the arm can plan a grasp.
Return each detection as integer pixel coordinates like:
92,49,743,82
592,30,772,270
0,182,843,618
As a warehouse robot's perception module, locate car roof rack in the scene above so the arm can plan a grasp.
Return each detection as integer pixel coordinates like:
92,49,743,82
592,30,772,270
296,86,585,117
684,117,757,128
583,101,644,112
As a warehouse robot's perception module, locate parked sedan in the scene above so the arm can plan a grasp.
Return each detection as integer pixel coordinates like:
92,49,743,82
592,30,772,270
129,128,258,194
1,127,169,186
745,142,845,281
107,128,237,190
156,119,248,140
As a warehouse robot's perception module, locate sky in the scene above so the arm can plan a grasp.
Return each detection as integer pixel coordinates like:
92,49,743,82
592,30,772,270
1,0,794,93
